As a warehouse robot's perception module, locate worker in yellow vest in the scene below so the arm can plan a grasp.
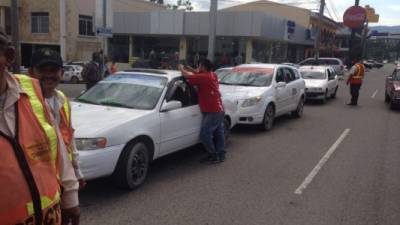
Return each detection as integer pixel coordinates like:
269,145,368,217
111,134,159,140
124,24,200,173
347,56,366,106
0,27,78,224
28,49,83,225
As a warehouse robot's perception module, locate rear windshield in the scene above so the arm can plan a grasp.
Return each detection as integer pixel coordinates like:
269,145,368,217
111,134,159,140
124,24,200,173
300,70,326,80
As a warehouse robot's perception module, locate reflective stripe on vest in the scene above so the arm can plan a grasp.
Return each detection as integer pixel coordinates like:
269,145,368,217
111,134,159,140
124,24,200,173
352,64,365,79
56,90,74,161
27,191,60,216
16,74,58,164
57,90,70,124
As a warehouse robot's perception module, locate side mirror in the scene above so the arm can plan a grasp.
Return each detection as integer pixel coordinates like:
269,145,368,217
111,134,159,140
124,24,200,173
160,100,182,112
276,82,286,89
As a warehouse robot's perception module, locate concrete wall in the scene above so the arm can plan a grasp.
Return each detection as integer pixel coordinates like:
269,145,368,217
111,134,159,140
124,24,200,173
222,0,311,27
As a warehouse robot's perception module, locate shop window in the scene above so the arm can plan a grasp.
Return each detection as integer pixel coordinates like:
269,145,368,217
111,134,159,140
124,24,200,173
79,15,94,36
31,12,49,34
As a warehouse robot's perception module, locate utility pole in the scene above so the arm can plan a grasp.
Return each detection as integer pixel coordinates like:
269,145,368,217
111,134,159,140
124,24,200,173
361,20,368,60
314,0,325,61
207,0,217,62
348,0,360,60
60,0,67,61
11,0,20,73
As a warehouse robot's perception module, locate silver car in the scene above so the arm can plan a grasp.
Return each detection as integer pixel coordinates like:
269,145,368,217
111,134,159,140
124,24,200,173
300,66,339,103
63,65,83,83
299,57,345,76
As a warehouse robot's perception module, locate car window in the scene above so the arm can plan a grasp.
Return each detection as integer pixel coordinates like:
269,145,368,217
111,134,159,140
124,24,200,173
168,79,197,107
300,70,326,80
299,59,315,66
64,66,71,72
220,70,273,87
393,70,400,81
283,68,295,83
276,68,285,83
75,74,168,110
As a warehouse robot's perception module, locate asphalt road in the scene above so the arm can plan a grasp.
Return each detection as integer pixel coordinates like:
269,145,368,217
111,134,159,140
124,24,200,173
61,65,400,225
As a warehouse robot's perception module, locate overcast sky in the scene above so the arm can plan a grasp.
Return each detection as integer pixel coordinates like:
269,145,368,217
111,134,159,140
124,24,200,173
164,0,400,26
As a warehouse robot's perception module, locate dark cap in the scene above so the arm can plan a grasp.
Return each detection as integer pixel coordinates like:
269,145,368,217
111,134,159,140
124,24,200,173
31,49,63,68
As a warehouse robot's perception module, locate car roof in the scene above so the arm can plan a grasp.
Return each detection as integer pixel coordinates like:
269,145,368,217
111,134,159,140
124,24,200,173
216,67,233,71
235,63,280,69
299,66,331,71
118,69,182,80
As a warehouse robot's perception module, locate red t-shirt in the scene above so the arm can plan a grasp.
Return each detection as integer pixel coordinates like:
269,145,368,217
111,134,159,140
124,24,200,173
186,72,224,113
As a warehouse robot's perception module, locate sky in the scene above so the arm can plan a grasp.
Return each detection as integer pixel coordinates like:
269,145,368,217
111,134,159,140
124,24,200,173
165,0,400,26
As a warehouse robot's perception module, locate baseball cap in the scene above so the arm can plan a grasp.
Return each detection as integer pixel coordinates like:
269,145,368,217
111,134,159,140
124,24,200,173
31,49,63,68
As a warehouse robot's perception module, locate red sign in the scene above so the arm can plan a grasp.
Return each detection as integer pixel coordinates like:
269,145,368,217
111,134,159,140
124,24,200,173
343,6,367,29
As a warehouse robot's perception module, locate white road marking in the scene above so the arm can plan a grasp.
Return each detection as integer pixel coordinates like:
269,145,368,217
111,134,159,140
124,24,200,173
294,129,351,195
371,90,378,98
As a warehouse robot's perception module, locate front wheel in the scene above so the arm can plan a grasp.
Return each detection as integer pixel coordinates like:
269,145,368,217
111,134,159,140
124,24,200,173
114,142,150,190
321,91,328,104
70,76,79,84
259,104,275,131
331,87,338,99
385,93,391,103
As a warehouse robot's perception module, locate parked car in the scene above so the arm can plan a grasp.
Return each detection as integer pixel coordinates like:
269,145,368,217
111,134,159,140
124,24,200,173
218,64,305,131
282,62,300,68
72,69,238,189
385,67,400,109
299,57,345,76
299,66,339,103
215,67,233,81
62,65,83,83
363,60,374,69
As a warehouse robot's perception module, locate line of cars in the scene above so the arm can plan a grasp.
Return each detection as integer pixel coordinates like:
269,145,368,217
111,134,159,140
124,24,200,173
385,65,400,109
72,62,341,190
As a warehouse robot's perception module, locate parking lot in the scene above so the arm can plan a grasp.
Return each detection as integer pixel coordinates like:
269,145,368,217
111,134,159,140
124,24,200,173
59,64,400,225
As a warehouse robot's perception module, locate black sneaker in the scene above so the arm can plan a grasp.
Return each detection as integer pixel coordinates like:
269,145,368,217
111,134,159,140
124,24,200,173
200,154,217,163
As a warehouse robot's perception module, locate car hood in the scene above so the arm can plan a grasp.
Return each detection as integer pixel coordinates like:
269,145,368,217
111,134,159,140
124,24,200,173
304,79,327,88
219,85,267,100
71,102,153,137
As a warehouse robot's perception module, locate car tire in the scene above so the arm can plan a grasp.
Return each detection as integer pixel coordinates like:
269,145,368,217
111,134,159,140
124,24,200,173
292,96,304,118
114,142,150,190
70,76,79,84
259,104,275,131
224,117,231,143
331,87,338,99
385,93,391,103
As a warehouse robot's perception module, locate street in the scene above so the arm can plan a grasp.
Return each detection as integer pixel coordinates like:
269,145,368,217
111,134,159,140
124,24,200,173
60,65,400,225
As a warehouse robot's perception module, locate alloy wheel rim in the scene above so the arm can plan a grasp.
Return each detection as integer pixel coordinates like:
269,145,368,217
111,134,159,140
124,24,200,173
130,150,147,183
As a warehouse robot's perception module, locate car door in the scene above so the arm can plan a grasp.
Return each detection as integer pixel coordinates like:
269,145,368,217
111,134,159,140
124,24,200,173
159,79,202,155
386,69,397,96
283,67,300,110
326,68,337,95
274,67,292,115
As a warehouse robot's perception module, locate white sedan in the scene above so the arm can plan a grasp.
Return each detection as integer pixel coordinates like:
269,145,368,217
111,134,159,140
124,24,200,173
72,69,238,189
63,65,83,83
299,66,339,103
219,64,306,131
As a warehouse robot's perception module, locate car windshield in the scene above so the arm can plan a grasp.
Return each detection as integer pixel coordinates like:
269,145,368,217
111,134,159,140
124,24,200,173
300,70,326,80
219,70,273,87
75,74,168,110
215,69,231,80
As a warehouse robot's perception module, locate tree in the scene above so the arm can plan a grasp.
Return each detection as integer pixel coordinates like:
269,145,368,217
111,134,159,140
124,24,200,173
167,0,193,11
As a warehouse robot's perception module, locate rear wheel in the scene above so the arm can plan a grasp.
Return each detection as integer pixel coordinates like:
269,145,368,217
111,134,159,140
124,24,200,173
114,142,150,190
292,97,304,118
259,104,275,131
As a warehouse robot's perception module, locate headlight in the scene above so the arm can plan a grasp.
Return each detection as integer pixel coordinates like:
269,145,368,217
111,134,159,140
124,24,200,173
241,96,262,107
75,138,107,150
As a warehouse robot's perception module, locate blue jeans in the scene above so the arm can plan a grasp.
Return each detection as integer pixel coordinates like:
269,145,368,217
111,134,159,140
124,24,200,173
200,112,225,159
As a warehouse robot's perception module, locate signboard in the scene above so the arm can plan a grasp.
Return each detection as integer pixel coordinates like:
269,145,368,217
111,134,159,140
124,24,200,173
365,5,379,23
96,27,113,37
343,6,367,29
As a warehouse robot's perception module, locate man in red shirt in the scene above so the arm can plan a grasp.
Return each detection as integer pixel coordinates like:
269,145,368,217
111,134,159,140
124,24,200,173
179,59,225,163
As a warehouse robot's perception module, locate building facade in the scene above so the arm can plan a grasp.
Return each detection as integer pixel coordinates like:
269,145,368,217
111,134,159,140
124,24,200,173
0,0,165,66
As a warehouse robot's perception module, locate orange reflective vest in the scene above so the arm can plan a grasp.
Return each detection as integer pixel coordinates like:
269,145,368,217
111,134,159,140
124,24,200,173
0,75,61,225
349,63,365,84
56,90,74,161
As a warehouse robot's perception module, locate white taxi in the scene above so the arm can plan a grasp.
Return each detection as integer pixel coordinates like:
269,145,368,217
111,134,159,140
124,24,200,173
72,69,238,189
